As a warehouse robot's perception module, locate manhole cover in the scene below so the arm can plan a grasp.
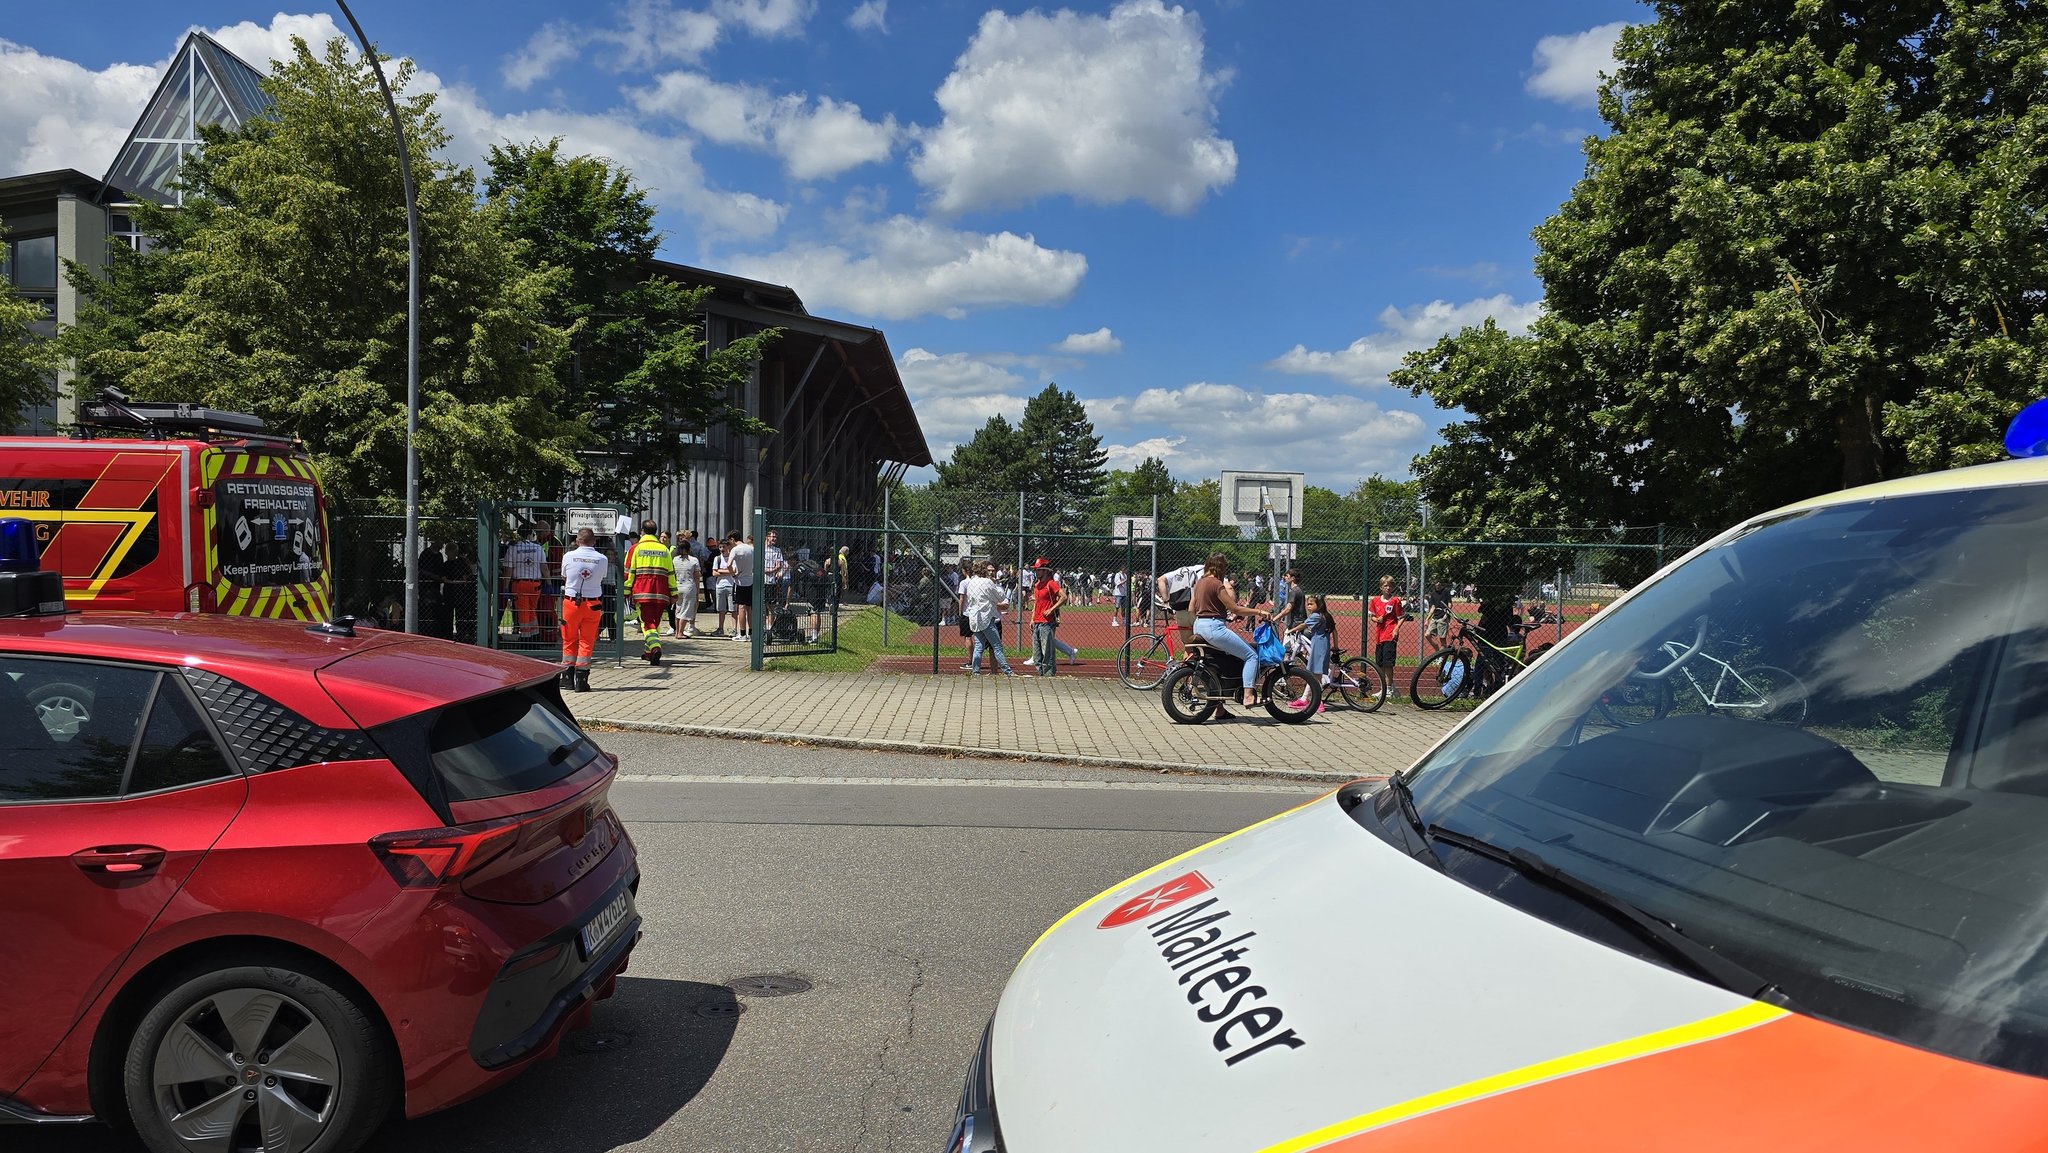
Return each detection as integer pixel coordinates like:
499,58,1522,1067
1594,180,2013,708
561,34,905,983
571,1031,630,1054
693,999,745,1019
729,974,813,998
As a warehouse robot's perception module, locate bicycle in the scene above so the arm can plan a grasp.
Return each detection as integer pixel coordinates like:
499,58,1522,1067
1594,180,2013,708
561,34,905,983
1410,615,1556,709
1116,609,1186,690
1284,632,1387,712
1595,616,1808,727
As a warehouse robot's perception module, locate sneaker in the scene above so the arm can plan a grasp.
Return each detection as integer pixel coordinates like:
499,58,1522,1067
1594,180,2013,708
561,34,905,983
1023,658,1036,666
660,626,674,636
959,664,976,671
1317,702,1328,714
1288,697,1310,709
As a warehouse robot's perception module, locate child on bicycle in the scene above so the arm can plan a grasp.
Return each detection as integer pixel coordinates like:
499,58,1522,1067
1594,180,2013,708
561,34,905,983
1288,592,1338,713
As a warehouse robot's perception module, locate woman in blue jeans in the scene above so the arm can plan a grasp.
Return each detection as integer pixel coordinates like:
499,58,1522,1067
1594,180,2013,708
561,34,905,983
1188,553,1278,708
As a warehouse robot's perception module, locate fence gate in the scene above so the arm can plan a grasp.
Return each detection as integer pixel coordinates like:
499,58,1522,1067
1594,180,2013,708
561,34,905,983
748,507,852,667
476,500,631,666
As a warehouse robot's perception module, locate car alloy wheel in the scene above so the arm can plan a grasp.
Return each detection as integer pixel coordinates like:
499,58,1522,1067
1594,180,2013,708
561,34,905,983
126,964,390,1153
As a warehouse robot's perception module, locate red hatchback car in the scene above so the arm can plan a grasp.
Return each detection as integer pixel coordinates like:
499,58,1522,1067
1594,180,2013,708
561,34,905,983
0,612,640,1153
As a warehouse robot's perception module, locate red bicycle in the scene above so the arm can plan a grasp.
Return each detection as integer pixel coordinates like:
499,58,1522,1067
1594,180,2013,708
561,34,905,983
1116,608,1186,689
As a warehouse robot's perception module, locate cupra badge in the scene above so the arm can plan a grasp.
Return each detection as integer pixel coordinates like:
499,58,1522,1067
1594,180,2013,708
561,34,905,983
1099,871,1214,929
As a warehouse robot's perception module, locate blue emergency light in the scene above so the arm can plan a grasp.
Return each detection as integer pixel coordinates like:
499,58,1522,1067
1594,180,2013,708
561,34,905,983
0,517,38,572
2005,399,2048,459
0,517,63,617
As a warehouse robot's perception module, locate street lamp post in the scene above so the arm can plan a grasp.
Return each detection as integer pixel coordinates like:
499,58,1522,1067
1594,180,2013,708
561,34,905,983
334,0,422,633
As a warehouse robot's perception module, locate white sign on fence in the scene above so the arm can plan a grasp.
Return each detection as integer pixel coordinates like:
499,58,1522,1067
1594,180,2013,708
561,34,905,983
562,507,623,538
1110,515,1157,543
1377,530,1418,559
1268,542,1298,560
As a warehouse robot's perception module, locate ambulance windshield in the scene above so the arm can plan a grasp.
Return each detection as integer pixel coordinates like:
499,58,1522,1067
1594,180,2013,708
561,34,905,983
1402,480,2048,1079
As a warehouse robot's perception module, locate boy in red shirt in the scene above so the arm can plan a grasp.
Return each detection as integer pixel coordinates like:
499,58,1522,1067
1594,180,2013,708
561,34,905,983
1031,562,1064,676
1369,574,1404,697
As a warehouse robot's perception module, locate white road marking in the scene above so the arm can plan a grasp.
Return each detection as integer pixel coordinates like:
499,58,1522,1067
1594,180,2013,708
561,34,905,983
614,773,1329,794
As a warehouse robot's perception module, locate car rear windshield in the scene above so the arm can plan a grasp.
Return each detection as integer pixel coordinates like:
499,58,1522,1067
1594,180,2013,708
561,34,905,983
427,686,599,802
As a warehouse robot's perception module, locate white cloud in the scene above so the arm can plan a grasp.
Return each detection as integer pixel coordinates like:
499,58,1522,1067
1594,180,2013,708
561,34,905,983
0,40,160,177
1052,327,1122,355
848,0,888,33
716,0,815,38
898,347,1029,396
586,0,813,72
630,71,897,180
0,14,346,180
503,23,581,91
1270,295,1543,387
896,348,1031,455
727,216,1086,320
1527,22,1625,106
911,0,1236,215
436,96,787,240
1103,436,1185,472
201,13,347,73
1091,382,1431,480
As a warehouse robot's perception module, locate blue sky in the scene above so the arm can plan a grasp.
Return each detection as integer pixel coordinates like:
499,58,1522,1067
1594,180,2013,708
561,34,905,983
1,1,1643,488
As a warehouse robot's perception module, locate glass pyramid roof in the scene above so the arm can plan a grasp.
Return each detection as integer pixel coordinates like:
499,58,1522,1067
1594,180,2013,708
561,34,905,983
101,33,272,205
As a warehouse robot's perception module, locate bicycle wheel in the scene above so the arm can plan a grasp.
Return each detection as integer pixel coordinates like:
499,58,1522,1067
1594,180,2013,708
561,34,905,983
1411,649,1472,709
1736,664,1809,726
1117,633,1171,689
1337,656,1386,712
1595,677,1671,727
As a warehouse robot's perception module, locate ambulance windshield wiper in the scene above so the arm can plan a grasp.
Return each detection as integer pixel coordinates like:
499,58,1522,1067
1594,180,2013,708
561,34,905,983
1381,772,1445,872
1425,824,1798,1009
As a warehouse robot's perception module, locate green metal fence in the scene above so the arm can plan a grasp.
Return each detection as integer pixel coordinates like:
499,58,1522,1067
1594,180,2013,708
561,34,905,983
756,501,1695,676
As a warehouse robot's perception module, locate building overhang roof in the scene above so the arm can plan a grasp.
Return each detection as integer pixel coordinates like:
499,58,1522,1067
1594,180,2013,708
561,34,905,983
644,258,931,467
0,169,112,210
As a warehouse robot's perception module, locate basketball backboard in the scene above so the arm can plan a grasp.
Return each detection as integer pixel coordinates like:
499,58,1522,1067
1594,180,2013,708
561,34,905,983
1220,471,1305,530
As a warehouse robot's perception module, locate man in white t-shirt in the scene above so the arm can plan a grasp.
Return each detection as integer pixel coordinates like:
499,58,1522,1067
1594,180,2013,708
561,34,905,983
1113,570,1129,626
763,530,790,608
1155,563,1205,617
958,560,1016,675
728,532,756,640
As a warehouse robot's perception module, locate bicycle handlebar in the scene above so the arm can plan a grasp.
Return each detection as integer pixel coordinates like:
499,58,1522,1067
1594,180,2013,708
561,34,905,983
1629,615,1710,681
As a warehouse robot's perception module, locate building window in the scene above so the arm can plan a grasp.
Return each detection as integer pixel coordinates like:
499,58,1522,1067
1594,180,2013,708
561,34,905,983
5,235,57,294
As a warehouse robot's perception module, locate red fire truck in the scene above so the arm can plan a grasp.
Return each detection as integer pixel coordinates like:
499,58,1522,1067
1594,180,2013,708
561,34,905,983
0,392,333,619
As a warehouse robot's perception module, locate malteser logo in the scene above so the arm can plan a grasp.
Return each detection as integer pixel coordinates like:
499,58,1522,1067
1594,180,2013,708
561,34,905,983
1102,870,1307,1067
1099,872,1214,929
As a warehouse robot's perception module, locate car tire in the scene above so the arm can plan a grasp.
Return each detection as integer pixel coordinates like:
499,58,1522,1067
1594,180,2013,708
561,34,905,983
123,962,392,1153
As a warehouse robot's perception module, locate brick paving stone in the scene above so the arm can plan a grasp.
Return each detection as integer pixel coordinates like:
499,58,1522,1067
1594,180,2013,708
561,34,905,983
568,642,1463,782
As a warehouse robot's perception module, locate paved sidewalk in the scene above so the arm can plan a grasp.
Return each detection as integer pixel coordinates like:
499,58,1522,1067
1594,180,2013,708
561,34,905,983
569,639,1464,781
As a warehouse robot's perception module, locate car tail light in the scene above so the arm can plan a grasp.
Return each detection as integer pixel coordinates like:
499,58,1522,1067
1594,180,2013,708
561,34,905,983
370,819,524,889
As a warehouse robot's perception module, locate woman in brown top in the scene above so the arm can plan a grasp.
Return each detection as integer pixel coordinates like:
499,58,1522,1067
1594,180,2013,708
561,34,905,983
1190,552,1277,707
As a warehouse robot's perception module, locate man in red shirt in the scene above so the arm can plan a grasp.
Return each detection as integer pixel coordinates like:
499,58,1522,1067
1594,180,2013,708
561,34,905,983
1031,562,1064,676
1369,574,1405,697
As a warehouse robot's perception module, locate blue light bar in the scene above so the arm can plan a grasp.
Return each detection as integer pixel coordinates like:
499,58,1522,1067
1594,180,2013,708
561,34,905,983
0,518,39,573
2006,399,2048,459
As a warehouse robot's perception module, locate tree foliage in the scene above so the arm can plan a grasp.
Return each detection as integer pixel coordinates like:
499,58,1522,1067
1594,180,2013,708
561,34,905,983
0,221,58,429
484,140,772,502
1397,1,2048,540
61,38,575,518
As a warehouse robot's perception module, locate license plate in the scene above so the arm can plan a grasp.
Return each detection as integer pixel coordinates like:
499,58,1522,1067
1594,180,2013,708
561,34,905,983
578,890,634,959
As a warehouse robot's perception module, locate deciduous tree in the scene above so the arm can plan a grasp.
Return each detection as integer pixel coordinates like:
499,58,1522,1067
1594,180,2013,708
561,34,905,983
1397,1,2048,540
0,223,58,430
62,38,574,518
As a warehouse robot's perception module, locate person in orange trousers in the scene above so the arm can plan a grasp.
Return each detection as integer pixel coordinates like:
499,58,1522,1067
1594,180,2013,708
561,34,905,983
558,527,609,692
501,524,548,640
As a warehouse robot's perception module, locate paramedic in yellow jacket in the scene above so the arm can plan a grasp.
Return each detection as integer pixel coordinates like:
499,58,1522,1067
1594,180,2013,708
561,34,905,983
624,520,677,665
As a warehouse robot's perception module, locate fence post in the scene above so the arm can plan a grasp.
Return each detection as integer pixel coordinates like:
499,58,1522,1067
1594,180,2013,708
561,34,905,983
474,501,496,648
1654,523,1666,572
881,485,891,647
750,506,766,671
1016,492,1026,654
1123,523,1136,651
1361,521,1374,667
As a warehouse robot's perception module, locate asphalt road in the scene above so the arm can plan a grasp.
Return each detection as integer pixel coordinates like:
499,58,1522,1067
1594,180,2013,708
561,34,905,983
23,736,1325,1153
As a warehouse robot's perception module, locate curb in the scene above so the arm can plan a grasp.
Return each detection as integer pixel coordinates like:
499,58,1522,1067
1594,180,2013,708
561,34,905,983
574,716,1358,785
